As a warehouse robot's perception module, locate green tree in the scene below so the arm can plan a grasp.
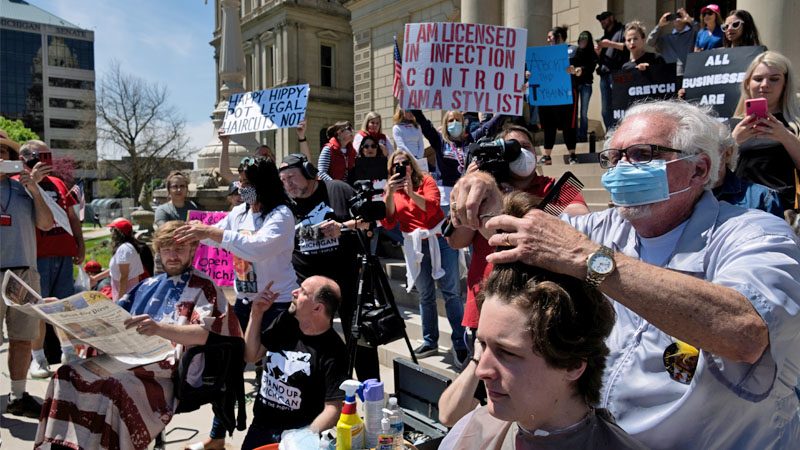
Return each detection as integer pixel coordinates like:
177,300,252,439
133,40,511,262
0,116,39,143
112,176,129,198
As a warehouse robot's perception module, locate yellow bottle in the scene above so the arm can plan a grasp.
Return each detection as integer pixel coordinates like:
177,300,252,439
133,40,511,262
336,380,365,450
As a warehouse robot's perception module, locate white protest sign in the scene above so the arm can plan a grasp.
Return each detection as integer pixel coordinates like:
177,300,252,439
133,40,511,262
399,23,527,115
221,84,309,135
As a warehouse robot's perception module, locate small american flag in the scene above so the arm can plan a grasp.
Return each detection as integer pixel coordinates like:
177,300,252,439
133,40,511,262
69,180,85,221
393,35,403,100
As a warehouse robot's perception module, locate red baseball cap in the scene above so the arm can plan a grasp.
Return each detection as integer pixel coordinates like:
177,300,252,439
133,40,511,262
107,218,133,236
84,260,102,273
700,4,721,15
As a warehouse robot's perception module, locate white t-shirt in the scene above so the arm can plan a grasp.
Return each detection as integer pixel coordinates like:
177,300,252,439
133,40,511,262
207,203,298,303
109,242,145,300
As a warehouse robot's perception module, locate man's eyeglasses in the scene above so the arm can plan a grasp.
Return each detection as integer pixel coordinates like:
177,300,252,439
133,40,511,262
721,20,743,32
598,144,684,169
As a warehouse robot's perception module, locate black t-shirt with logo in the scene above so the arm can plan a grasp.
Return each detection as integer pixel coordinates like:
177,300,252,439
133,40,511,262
289,180,360,285
253,311,347,431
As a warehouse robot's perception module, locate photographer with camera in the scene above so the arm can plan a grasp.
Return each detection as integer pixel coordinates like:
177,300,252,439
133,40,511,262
382,150,468,368
439,126,589,426
278,153,380,381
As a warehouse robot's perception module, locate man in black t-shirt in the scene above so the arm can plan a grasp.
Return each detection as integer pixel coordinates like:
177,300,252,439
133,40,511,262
242,275,348,448
279,154,381,381
595,11,629,131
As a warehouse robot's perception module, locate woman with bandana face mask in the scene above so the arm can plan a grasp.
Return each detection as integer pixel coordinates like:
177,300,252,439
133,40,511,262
410,109,506,216
173,156,298,450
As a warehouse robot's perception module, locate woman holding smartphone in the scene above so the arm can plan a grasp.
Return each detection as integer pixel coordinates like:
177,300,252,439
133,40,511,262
381,150,468,368
731,51,800,210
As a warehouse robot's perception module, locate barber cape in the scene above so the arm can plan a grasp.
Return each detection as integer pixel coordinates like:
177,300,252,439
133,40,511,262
401,219,445,292
35,268,242,450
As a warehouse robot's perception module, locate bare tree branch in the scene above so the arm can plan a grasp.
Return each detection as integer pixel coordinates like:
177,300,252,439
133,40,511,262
93,61,191,204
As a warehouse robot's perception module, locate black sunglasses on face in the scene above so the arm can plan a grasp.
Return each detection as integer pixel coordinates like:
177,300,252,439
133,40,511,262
362,144,378,149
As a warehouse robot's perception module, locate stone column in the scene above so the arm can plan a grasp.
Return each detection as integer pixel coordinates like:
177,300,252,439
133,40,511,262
504,0,551,45
737,0,798,63
461,0,501,26
196,0,259,170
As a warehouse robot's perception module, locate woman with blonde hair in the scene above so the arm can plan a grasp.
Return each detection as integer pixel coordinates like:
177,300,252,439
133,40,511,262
353,111,394,156
381,150,468,367
392,107,425,160
410,109,504,214
731,50,800,209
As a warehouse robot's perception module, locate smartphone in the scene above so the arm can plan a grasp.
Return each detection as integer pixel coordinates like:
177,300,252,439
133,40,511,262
394,163,407,178
745,98,768,119
0,160,23,174
665,13,676,21
38,151,53,165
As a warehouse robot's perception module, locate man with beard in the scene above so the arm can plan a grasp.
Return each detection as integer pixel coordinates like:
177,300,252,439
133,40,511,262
36,221,242,450
241,276,347,448
448,100,800,448
279,153,379,380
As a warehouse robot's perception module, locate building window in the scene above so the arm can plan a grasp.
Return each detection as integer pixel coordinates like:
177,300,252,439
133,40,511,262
0,29,45,137
50,118,83,129
50,139,96,150
49,77,94,90
49,98,91,109
321,45,333,87
47,36,94,70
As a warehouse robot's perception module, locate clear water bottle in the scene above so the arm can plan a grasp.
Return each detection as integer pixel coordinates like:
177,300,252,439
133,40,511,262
386,397,404,449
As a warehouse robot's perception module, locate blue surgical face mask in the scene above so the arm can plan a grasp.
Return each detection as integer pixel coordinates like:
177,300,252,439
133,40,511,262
447,121,463,138
239,186,258,205
601,157,693,207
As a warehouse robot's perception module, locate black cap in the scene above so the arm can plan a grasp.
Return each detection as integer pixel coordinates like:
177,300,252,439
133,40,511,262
596,11,614,21
281,153,306,171
227,181,239,196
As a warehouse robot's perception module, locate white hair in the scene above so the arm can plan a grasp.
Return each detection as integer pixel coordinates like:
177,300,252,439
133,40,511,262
717,121,738,172
607,100,722,188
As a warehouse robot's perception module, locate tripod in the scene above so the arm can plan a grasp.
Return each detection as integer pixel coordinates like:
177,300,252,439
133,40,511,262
346,224,418,378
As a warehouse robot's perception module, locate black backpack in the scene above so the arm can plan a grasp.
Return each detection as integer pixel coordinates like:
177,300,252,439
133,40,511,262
134,242,155,277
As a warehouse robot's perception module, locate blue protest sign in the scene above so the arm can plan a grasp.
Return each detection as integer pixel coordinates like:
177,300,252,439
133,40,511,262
526,44,573,106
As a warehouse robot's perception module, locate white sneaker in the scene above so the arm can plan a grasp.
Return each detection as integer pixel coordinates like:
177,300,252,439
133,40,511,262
29,358,53,379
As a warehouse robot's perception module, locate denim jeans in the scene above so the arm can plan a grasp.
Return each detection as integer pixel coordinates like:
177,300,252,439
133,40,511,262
577,83,593,141
599,73,615,131
414,235,466,351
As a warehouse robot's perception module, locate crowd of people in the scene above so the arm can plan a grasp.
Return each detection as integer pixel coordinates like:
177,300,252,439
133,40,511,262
1,3,800,449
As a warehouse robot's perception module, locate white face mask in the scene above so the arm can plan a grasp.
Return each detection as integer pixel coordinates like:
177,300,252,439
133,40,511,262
509,149,536,178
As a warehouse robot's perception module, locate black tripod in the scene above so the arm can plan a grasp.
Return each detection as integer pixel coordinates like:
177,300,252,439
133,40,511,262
346,224,418,378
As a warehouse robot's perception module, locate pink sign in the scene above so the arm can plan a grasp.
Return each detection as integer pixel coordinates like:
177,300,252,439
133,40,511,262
188,210,234,286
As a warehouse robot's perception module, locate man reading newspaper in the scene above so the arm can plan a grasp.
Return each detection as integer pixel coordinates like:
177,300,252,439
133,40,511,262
34,221,243,450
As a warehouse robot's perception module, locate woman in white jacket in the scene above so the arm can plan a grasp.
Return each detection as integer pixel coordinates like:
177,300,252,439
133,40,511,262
174,147,296,450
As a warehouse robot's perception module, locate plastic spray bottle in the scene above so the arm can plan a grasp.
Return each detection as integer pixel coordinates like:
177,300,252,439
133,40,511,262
361,378,385,449
376,411,395,450
336,380,365,450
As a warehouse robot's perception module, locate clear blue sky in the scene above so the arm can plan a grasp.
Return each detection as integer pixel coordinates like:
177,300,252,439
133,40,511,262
33,0,217,160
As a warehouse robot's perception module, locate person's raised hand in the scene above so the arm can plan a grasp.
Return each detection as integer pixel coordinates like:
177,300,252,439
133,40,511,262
173,223,209,244
218,128,230,146
732,114,762,144
659,12,672,27
296,120,307,139
30,161,51,183
251,281,278,316
386,172,405,194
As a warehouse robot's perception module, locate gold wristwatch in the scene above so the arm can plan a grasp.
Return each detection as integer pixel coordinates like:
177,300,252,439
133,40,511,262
586,246,616,288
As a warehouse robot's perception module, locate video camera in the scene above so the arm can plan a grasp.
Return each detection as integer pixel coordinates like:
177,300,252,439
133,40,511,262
348,180,386,223
465,137,522,183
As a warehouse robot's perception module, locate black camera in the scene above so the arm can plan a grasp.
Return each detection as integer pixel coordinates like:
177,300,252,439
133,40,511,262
465,138,522,183
348,180,386,222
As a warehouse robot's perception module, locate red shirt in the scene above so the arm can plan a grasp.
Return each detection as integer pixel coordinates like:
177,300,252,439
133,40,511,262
461,175,587,329
381,175,444,232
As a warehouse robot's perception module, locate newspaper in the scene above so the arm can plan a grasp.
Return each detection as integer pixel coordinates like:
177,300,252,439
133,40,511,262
2,271,174,367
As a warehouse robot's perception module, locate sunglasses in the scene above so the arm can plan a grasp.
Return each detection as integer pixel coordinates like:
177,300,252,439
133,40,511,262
721,20,743,32
362,144,378,149
240,156,261,167
702,11,715,16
